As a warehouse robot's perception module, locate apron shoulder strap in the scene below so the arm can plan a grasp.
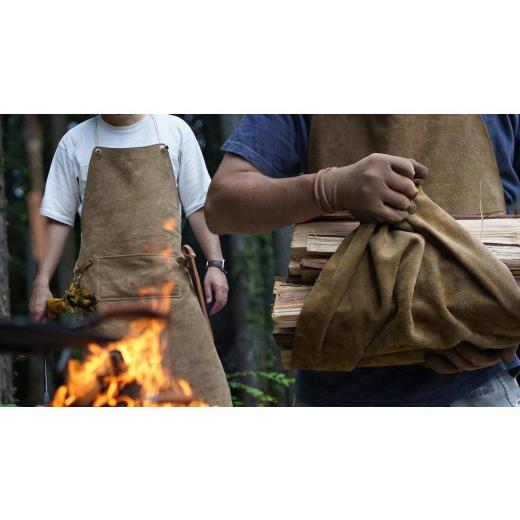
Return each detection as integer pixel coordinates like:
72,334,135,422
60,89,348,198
150,114,161,144
94,116,100,148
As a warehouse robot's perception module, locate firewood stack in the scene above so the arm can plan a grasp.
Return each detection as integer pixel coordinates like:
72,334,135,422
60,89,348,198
272,216,520,369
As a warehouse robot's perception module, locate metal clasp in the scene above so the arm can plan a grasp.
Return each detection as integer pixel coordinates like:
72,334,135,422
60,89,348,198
73,257,94,285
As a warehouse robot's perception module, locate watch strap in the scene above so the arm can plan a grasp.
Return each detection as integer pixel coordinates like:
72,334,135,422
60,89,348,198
206,260,227,274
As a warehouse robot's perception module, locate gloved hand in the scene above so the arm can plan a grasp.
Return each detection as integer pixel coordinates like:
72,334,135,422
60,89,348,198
313,153,429,222
423,344,518,374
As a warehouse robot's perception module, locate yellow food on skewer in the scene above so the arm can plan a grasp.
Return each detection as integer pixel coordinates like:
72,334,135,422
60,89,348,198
46,298,68,317
46,282,97,317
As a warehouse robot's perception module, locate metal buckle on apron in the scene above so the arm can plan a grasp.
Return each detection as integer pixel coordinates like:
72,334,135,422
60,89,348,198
73,256,94,285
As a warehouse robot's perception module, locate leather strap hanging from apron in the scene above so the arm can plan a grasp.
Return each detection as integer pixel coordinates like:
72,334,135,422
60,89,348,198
74,115,231,406
293,115,511,370
181,244,213,340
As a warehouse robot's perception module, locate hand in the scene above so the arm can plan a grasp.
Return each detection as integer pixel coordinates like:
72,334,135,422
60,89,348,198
423,344,518,374
29,281,53,322
204,267,229,316
313,153,429,223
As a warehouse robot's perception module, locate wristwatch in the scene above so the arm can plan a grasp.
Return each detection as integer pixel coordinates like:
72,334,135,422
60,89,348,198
206,259,227,274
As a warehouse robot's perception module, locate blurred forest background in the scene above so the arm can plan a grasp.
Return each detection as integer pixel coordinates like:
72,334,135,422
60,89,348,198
0,115,294,406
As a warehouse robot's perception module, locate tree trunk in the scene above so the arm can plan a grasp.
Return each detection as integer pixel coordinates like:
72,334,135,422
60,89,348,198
0,116,14,404
24,115,47,263
50,115,77,297
24,115,53,405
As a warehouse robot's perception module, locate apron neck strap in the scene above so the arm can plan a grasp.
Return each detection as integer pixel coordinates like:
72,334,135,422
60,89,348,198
94,115,161,148
150,114,161,144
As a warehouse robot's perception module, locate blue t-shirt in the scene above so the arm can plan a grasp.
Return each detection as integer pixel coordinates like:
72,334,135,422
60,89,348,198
222,114,520,406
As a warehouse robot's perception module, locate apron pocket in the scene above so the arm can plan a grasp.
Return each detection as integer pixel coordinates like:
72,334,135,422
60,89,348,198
95,254,184,301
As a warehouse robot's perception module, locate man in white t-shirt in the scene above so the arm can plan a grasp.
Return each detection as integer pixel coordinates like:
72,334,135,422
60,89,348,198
37,114,216,225
29,114,232,406
31,114,228,317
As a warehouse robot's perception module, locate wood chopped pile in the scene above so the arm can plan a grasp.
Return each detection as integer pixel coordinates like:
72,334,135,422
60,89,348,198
272,215,520,369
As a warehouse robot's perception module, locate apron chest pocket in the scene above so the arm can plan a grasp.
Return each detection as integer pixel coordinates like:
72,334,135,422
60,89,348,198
95,254,184,301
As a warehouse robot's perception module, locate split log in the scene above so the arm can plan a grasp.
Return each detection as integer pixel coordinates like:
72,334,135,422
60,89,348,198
290,220,359,260
271,280,312,329
289,217,520,283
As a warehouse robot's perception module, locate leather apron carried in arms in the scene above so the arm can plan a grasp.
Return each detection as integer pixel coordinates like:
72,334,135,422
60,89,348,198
292,115,513,370
74,116,232,406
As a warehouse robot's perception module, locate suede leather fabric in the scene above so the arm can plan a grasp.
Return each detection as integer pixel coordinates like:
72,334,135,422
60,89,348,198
309,115,506,216
294,115,514,370
75,143,232,406
294,189,520,370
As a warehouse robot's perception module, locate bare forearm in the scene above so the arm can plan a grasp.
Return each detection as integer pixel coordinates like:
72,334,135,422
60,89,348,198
205,155,322,235
34,219,72,285
188,208,223,260
188,209,229,316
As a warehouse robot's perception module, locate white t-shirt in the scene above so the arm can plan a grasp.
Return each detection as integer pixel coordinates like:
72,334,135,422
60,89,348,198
40,114,211,226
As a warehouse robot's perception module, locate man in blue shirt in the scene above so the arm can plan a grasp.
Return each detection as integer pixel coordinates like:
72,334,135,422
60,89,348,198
205,115,520,406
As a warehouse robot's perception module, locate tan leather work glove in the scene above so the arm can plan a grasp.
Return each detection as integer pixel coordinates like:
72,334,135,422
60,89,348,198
313,153,429,223
423,344,518,374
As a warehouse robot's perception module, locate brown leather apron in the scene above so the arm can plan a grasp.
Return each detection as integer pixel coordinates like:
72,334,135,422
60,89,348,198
308,115,506,215
292,115,511,370
74,116,232,406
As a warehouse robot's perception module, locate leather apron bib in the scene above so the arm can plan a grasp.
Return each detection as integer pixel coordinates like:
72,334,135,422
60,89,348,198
309,115,506,215
75,116,232,406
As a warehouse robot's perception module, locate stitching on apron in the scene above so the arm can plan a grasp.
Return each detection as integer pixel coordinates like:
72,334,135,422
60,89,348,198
95,253,184,301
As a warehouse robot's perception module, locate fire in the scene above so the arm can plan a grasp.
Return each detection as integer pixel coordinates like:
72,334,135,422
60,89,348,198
52,281,208,407
162,218,176,232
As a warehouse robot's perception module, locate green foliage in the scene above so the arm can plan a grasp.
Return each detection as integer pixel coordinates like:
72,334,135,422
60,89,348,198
230,233,295,405
229,370,294,388
228,382,276,406
227,370,295,407
232,233,275,342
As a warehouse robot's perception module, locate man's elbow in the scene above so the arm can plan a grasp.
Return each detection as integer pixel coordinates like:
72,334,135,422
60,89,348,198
205,180,229,234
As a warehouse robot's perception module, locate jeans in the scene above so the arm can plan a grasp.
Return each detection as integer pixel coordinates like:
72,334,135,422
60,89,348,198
449,369,520,407
294,369,520,407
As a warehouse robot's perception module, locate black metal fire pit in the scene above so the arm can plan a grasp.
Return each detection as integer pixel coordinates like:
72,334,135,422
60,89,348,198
0,305,168,355
0,305,169,404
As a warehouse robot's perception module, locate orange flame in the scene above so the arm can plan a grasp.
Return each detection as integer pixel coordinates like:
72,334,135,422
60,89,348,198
162,218,176,232
52,290,207,407
52,220,207,407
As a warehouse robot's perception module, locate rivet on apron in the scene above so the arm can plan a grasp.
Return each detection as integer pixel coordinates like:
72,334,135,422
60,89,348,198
160,144,169,153
95,148,102,156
